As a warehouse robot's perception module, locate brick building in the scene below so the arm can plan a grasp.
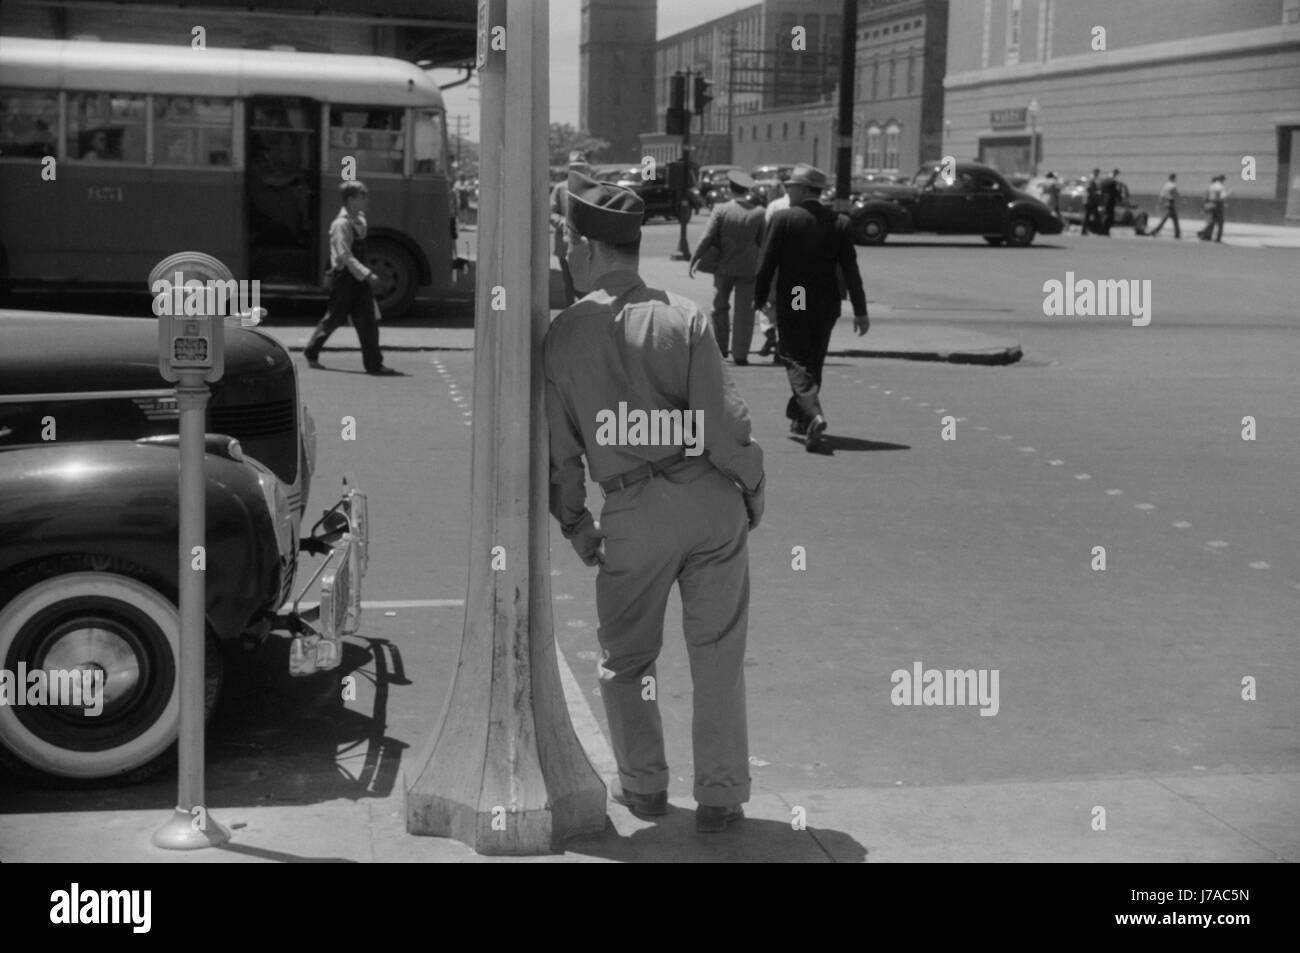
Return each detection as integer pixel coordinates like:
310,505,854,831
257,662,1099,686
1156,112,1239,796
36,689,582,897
943,0,1300,223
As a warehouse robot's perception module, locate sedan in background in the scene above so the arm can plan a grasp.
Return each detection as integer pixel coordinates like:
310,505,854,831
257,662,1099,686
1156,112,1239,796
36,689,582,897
847,161,1065,246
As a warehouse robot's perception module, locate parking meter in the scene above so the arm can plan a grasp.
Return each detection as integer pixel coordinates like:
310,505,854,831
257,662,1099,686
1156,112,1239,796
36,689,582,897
148,250,231,850
157,313,225,383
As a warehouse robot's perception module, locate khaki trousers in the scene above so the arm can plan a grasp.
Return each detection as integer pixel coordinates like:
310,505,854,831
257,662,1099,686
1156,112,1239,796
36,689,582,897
595,459,751,807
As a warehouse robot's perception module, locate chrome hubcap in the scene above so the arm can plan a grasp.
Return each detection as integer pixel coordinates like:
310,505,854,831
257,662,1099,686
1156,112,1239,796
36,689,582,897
40,626,139,707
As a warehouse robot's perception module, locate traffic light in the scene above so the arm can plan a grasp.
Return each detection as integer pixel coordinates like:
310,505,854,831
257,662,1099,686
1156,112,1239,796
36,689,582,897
669,72,686,111
665,108,689,136
693,75,713,115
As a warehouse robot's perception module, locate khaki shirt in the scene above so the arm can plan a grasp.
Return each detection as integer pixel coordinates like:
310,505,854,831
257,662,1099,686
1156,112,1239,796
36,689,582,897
544,269,765,537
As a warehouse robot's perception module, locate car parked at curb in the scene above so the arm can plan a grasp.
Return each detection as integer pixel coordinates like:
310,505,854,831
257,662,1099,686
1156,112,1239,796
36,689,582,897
0,266,367,782
1057,176,1149,232
847,160,1064,246
699,164,746,209
594,164,703,222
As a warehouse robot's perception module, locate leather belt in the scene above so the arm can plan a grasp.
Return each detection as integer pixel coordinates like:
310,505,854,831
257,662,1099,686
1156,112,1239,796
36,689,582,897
599,450,688,492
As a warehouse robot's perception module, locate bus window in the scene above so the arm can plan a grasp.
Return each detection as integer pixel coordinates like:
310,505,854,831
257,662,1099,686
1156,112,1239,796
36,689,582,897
155,96,233,167
67,92,146,162
413,109,447,176
329,106,404,175
0,89,57,159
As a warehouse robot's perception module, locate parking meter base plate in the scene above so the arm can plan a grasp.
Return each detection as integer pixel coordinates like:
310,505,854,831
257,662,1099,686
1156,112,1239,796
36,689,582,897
152,807,231,850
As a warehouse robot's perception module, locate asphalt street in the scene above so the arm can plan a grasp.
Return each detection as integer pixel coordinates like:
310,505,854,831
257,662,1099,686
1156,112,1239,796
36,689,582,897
1,217,1295,860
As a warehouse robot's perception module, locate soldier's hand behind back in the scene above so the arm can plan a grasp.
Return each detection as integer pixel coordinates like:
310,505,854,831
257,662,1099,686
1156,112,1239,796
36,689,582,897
572,519,606,566
743,479,765,531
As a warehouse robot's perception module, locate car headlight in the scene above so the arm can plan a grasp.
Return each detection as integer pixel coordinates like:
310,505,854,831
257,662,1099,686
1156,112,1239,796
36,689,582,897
301,403,318,479
255,468,295,561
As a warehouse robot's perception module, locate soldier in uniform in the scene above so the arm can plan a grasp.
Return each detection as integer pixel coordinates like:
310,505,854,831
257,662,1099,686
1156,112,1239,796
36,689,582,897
688,170,766,364
754,163,868,453
544,170,765,833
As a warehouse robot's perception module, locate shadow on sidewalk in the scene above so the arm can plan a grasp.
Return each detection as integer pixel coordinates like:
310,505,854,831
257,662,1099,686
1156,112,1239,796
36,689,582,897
0,636,408,814
566,808,868,863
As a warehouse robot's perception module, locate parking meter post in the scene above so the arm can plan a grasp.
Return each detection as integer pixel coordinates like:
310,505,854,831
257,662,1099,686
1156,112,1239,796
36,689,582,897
405,0,605,855
149,261,231,850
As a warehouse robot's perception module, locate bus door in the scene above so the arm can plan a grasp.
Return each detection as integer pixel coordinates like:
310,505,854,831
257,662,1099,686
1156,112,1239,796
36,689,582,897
245,96,321,287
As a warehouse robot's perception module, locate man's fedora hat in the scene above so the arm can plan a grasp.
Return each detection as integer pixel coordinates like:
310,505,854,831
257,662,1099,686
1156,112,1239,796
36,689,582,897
788,163,829,189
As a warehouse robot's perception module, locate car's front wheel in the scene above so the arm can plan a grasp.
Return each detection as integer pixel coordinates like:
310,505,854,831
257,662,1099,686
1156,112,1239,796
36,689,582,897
855,214,889,245
0,560,219,783
1005,218,1037,246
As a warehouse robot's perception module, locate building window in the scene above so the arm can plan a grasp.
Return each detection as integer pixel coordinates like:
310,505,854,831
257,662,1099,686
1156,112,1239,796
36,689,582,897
800,120,805,137
866,123,882,170
889,58,896,97
767,123,772,140
884,121,901,171
1006,0,1022,66
908,53,918,95
753,124,757,139
871,61,879,99
782,122,788,139
738,126,744,142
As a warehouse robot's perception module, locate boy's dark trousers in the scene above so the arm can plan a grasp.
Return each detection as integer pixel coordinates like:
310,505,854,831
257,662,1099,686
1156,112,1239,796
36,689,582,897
305,271,384,372
1151,205,1180,237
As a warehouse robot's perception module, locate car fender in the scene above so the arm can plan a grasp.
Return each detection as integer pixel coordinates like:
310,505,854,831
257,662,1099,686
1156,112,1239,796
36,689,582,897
852,199,913,231
0,441,281,642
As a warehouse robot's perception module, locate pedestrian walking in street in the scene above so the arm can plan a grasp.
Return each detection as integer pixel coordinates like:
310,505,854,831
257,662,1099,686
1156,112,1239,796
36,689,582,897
550,150,589,307
689,170,766,364
1149,173,1181,238
544,169,765,834
1198,174,1228,242
1042,170,1061,216
754,185,791,360
1100,168,1123,235
304,180,399,375
754,163,869,453
1082,168,1103,235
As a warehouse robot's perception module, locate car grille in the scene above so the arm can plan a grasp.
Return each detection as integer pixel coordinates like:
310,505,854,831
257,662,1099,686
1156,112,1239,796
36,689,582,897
208,400,297,485
211,400,295,438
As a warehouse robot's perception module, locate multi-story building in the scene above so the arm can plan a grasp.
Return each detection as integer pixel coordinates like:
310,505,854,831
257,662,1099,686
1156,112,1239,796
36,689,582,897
944,0,1300,223
731,0,948,178
580,0,658,162
649,0,843,165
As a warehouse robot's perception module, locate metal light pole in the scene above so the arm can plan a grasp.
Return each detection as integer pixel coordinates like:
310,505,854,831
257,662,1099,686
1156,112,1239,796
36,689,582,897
1028,98,1040,177
834,0,859,212
671,68,694,261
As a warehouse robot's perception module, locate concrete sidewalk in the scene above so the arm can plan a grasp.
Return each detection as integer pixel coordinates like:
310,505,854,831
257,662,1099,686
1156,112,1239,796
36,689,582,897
1074,220,1300,249
2,651,1294,862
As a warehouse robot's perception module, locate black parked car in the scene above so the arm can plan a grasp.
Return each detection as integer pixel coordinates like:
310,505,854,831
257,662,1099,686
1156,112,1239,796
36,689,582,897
0,283,366,781
848,161,1065,246
699,164,746,209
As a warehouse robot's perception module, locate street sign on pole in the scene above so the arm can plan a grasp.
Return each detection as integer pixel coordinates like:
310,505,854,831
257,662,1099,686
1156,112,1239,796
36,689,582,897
149,251,232,851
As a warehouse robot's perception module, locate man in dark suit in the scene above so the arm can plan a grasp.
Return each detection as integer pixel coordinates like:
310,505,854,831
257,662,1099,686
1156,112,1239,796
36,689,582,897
1100,168,1122,235
1082,168,1102,235
753,163,869,453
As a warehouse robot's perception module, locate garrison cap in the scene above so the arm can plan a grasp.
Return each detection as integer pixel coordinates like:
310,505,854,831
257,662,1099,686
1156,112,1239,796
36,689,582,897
566,169,644,245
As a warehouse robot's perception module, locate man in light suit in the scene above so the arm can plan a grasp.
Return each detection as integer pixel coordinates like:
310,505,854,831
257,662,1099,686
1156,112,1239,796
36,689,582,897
688,171,767,364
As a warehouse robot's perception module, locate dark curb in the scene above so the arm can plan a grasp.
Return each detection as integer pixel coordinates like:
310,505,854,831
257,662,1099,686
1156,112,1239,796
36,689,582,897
828,344,1023,366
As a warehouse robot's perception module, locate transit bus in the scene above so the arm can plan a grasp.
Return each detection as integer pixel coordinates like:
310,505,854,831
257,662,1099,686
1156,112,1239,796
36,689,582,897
0,37,454,315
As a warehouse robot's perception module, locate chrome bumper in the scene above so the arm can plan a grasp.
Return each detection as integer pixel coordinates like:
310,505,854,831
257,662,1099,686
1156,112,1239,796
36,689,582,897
287,475,368,676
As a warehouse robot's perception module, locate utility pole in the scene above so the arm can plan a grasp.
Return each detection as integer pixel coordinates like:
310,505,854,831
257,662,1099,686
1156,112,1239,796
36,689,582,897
834,0,858,212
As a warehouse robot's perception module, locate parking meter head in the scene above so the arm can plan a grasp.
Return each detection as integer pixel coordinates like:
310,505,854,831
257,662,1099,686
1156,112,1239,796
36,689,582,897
149,252,232,383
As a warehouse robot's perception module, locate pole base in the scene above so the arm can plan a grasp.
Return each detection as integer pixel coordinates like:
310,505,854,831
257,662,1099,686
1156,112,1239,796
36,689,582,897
151,807,231,850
